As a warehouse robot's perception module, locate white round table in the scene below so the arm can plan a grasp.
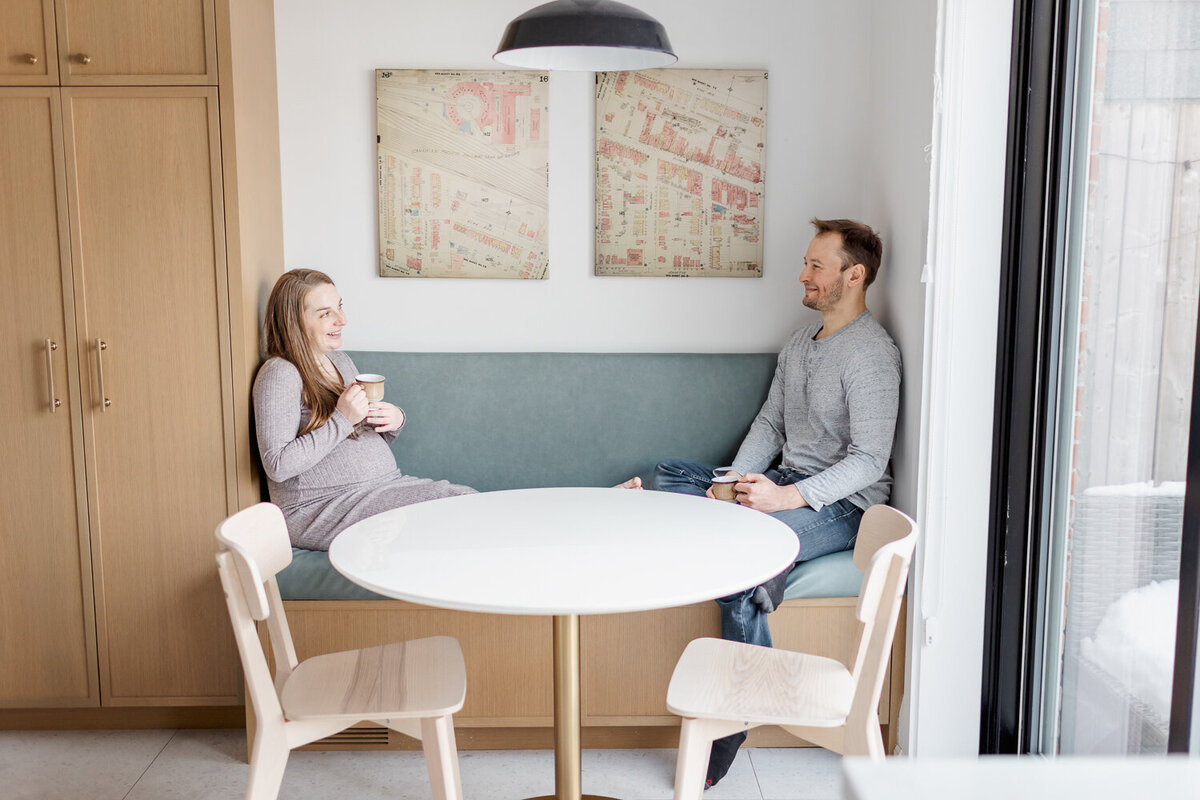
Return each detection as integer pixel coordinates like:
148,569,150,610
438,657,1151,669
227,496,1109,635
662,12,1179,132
329,487,798,800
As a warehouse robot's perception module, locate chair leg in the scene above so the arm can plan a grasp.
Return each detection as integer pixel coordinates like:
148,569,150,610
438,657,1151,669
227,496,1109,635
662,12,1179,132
245,725,289,800
421,715,463,800
674,718,717,800
866,722,886,760
843,719,886,761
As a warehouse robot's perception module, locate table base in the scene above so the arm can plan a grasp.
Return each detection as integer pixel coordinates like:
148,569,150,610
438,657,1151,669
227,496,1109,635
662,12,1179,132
539,614,630,800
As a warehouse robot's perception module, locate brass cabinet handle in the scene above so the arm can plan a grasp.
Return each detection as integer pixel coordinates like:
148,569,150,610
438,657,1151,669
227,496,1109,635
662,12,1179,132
25,54,38,65
45,339,61,413
95,338,110,411
76,53,91,65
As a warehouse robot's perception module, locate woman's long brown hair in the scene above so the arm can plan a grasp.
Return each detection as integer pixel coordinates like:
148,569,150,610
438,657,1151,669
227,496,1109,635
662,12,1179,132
263,269,349,437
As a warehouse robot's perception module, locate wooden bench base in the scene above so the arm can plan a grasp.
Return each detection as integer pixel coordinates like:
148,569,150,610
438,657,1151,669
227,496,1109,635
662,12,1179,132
290,722,895,751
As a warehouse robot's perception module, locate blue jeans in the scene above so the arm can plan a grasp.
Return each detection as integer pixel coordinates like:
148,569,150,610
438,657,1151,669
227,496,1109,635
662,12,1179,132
652,458,864,649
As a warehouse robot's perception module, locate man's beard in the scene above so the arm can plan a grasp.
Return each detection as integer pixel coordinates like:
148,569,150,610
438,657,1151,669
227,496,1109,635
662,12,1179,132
801,273,846,311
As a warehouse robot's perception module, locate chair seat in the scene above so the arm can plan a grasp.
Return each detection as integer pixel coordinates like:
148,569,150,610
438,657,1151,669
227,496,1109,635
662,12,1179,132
666,637,853,728
281,635,466,721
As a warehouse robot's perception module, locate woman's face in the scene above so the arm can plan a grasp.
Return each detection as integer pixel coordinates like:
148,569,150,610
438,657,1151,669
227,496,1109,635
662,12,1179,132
302,282,346,355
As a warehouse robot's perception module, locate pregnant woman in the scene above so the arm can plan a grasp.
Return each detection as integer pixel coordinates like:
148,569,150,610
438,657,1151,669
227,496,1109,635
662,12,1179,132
252,269,476,550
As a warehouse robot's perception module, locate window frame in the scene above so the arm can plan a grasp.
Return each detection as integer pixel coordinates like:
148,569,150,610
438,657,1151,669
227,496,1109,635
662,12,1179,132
981,0,1200,755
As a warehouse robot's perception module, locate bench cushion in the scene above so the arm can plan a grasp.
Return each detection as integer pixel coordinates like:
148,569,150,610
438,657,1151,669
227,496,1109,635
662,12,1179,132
784,550,863,599
278,547,865,602
277,547,390,601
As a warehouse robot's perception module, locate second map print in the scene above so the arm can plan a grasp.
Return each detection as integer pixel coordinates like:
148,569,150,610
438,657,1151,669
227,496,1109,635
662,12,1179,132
377,69,549,279
595,69,766,278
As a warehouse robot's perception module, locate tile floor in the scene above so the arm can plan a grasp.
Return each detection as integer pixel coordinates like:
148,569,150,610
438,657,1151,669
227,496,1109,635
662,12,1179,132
0,729,845,800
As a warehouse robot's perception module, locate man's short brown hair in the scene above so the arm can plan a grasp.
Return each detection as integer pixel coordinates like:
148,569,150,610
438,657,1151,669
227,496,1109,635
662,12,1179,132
810,218,883,287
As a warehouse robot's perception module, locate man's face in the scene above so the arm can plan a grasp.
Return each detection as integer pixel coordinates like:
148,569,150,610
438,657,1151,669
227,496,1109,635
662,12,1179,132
799,233,848,312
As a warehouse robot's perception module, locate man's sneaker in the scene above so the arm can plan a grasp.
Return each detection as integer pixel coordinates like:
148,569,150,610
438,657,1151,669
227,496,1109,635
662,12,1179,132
705,730,747,787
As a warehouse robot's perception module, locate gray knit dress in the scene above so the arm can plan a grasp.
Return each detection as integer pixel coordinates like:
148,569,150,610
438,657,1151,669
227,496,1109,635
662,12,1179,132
252,351,476,550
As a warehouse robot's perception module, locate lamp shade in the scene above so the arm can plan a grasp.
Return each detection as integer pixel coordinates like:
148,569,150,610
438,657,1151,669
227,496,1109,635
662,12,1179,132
494,0,677,71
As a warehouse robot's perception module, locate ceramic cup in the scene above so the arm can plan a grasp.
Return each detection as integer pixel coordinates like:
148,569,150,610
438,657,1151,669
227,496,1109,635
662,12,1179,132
355,373,386,402
711,474,739,502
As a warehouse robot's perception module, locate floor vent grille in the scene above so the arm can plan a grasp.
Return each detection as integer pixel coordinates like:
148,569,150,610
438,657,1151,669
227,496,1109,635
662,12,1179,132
307,725,391,748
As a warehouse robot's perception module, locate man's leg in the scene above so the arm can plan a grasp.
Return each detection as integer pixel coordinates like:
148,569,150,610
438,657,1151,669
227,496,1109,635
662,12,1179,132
652,458,718,497
770,497,865,563
715,589,771,645
752,494,866,611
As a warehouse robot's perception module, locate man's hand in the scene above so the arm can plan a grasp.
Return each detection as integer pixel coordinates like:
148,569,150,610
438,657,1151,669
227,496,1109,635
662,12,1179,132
735,473,807,513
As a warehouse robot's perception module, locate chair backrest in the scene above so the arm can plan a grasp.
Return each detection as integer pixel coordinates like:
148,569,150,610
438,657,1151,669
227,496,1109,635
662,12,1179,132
214,503,300,713
215,502,293,620
845,505,918,727
851,504,915,573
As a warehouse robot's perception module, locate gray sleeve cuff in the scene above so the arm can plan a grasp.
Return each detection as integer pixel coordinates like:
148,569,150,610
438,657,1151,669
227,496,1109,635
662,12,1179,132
794,477,826,512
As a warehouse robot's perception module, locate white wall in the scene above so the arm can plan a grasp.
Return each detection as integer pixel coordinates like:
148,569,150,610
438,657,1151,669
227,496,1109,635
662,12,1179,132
274,0,909,355
864,0,938,598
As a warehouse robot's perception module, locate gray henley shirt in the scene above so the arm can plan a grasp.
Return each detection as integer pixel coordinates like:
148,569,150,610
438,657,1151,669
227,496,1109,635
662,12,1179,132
730,310,901,512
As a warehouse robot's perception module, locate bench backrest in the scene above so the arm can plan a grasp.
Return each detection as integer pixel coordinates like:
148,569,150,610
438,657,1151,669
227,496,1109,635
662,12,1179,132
346,352,777,491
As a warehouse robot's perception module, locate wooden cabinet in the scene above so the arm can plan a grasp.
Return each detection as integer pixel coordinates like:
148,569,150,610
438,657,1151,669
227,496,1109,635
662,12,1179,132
0,1,283,714
54,0,217,85
0,85,240,707
0,88,95,706
63,88,240,704
0,0,58,85
2,0,216,86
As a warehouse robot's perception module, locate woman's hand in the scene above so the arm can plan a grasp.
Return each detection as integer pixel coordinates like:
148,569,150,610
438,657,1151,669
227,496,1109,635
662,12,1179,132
366,401,405,433
336,383,368,425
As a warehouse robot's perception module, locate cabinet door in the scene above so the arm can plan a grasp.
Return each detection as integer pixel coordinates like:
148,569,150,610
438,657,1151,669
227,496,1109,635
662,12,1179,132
55,0,216,85
0,88,97,707
0,0,58,85
62,87,239,704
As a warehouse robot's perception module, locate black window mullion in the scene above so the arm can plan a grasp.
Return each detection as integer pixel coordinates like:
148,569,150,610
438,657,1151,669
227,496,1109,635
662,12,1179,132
1168,314,1200,752
981,0,1075,754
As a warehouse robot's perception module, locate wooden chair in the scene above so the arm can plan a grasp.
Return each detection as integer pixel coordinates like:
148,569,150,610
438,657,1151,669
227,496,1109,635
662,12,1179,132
665,504,918,799
215,502,466,800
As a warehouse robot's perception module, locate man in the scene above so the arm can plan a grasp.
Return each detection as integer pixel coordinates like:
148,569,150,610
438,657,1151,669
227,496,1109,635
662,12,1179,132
654,217,901,786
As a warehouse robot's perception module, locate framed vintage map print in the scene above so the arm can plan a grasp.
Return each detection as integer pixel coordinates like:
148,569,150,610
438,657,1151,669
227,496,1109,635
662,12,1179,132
595,69,766,277
377,69,549,279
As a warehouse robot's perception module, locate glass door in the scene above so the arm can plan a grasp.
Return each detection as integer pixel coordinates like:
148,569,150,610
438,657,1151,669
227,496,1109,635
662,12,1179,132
1039,0,1199,755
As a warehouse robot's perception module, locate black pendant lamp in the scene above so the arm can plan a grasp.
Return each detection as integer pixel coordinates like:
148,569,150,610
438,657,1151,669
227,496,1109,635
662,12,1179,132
494,0,677,71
